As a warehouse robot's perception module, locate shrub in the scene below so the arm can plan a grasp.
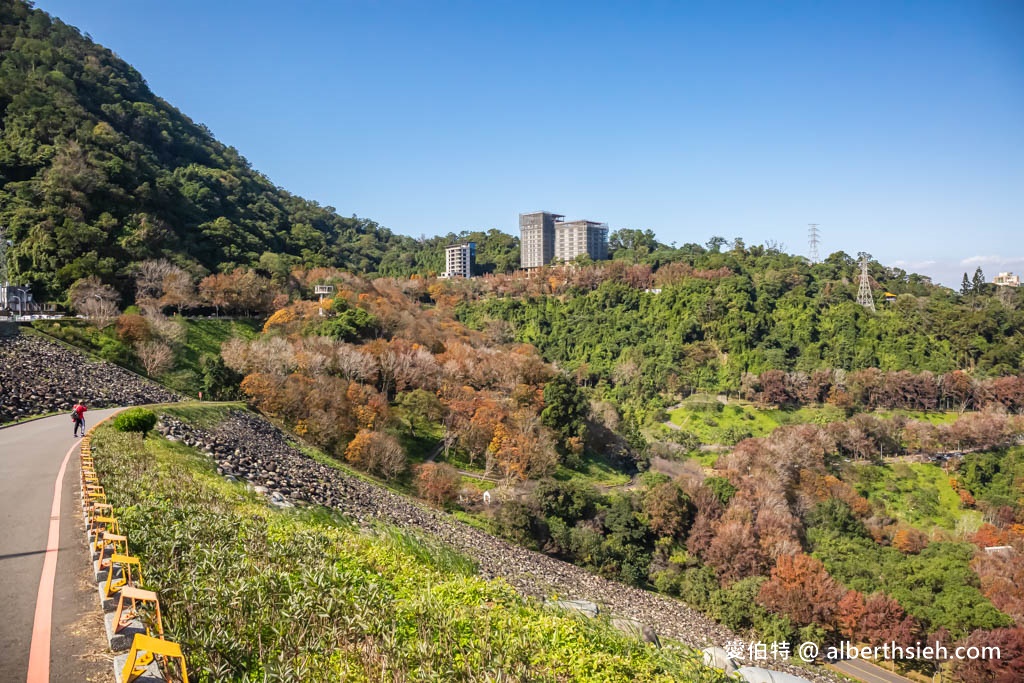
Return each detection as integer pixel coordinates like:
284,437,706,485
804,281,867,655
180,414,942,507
113,408,157,433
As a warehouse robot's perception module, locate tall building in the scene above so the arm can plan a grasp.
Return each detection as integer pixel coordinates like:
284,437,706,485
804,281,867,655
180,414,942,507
519,211,562,269
443,242,476,278
554,220,609,262
994,272,1020,287
520,211,609,268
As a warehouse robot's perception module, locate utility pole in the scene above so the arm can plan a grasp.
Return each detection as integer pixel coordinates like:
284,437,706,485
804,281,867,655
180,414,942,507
808,224,820,264
857,252,876,312
0,224,9,285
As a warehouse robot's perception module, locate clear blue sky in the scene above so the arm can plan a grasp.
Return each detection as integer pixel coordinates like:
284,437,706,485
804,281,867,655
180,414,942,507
35,0,1024,286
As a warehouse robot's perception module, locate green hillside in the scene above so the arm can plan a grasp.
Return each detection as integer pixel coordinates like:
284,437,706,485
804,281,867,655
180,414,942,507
0,0,418,300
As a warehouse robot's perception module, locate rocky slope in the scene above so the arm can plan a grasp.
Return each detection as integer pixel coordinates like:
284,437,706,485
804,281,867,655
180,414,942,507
157,409,841,683
0,332,181,423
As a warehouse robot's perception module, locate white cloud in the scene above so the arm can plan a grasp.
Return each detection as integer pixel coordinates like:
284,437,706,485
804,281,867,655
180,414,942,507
960,255,1024,267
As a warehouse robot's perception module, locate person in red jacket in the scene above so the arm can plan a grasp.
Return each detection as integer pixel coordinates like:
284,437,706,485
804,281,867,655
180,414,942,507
72,402,87,437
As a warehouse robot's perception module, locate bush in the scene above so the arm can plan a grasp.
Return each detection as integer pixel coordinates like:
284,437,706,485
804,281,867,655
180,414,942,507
113,408,157,433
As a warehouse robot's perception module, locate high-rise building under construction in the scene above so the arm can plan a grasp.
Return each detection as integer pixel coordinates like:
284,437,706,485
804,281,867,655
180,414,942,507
519,211,609,268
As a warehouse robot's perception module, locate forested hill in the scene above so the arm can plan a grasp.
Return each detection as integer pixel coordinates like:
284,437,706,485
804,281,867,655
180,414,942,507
0,0,421,299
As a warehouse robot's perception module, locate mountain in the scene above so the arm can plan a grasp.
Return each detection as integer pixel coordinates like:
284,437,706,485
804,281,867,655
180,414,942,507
0,0,421,300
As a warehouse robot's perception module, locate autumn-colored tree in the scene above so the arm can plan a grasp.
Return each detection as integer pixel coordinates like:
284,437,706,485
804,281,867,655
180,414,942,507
758,553,844,628
239,372,286,415
116,313,151,344
892,527,929,554
857,593,921,647
952,627,1024,683
643,482,692,540
703,517,767,583
415,462,461,506
344,429,406,480
970,524,1008,550
836,589,867,639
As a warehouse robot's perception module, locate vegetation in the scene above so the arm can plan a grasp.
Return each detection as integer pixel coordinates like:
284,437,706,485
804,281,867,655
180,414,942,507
112,406,156,433
0,0,422,302
88,422,729,682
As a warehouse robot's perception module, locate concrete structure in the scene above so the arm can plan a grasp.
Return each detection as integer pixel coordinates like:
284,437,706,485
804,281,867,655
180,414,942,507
994,272,1020,287
519,211,609,268
442,242,476,278
554,219,609,262
519,212,562,269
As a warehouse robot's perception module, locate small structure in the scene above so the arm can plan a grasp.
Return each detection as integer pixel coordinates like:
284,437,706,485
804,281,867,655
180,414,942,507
994,272,1020,287
442,242,476,278
984,545,1014,555
883,291,897,303
314,284,335,316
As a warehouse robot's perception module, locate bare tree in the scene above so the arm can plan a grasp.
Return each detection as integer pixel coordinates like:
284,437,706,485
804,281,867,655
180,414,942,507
69,276,121,329
134,340,174,376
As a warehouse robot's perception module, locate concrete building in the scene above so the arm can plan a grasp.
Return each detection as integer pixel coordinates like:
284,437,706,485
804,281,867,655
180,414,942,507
519,212,562,269
994,272,1020,287
554,220,609,262
519,211,609,268
443,242,476,278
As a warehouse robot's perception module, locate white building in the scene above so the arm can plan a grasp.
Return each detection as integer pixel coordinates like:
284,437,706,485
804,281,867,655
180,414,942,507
443,242,476,278
994,272,1020,287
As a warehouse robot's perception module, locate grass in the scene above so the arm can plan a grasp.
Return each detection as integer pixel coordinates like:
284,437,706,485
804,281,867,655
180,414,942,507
667,401,959,446
554,450,632,487
160,401,246,427
88,422,730,682
845,461,984,531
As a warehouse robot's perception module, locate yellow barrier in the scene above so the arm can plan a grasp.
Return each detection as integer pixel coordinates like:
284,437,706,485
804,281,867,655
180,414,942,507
103,554,143,598
120,634,189,683
114,586,164,637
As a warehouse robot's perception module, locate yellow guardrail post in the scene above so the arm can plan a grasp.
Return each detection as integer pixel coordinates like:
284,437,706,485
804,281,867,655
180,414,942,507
120,634,189,683
103,553,143,599
113,586,164,637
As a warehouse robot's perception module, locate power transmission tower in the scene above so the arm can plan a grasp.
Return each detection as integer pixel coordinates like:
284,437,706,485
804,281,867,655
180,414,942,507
808,224,820,264
857,252,875,312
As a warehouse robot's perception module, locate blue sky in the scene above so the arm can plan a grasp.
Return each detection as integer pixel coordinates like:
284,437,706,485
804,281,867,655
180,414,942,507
36,0,1023,286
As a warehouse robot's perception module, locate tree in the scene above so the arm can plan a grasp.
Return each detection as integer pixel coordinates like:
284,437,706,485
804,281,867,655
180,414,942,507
116,314,151,344
541,374,589,445
134,340,174,376
953,627,1024,683
414,462,461,506
643,482,692,540
396,389,443,437
961,273,972,297
344,429,406,480
69,276,120,328
972,267,986,294
758,553,844,628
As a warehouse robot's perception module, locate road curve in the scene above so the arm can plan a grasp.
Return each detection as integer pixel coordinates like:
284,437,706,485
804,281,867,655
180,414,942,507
831,657,917,683
0,408,119,682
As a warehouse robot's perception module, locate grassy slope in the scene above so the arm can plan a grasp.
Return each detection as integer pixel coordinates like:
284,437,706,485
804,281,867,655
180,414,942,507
667,400,958,446
90,419,728,682
844,461,984,532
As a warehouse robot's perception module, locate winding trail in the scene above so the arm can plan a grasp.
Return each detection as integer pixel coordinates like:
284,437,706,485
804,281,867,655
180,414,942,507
0,409,118,682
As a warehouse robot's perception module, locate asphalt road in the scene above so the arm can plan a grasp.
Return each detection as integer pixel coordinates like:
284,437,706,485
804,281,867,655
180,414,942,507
0,408,119,682
832,657,918,683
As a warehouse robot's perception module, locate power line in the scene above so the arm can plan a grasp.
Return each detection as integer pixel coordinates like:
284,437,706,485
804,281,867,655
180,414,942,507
808,224,820,264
